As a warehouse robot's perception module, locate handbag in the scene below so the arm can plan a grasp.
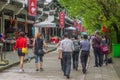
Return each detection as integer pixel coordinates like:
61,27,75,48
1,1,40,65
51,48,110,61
22,47,28,54
100,45,109,54
36,39,45,56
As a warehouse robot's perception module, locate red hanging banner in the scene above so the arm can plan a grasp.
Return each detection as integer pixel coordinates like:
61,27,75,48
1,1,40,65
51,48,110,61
74,20,77,27
28,0,37,16
59,12,65,28
77,24,81,32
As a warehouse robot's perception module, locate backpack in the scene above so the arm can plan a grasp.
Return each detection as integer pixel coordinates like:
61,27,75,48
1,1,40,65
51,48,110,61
34,38,44,56
73,40,80,52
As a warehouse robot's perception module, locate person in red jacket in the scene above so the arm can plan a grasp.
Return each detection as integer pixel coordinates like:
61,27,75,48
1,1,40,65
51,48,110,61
14,32,27,72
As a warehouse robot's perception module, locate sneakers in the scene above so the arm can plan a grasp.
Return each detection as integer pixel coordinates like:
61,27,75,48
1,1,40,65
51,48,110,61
36,68,44,71
75,67,78,71
36,69,39,71
19,69,24,72
66,75,70,79
82,69,87,74
40,68,44,71
73,67,78,71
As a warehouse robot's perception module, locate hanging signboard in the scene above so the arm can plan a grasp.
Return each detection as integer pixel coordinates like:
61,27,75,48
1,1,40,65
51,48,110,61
28,0,37,16
59,12,65,28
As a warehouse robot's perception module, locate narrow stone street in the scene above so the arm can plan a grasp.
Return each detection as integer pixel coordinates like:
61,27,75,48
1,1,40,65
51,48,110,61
0,50,119,80
0,50,85,80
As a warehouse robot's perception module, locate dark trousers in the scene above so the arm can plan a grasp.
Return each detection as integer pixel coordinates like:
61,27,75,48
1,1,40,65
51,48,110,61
101,54,108,65
93,47,102,66
72,51,79,69
80,51,89,71
62,52,72,76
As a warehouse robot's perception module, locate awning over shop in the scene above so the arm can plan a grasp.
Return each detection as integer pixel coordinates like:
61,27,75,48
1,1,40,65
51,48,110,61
34,21,56,28
65,26,77,30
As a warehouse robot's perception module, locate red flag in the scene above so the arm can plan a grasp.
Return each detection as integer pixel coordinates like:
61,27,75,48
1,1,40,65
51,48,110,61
28,0,37,16
59,12,65,28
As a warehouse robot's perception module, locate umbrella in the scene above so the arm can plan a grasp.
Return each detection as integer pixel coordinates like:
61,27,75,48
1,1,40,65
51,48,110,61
34,21,56,27
65,26,77,30
80,32,87,36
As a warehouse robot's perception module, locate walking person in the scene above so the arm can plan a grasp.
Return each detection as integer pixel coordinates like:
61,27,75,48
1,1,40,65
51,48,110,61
32,33,48,71
59,32,74,79
72,36,80,71
100,35,109,65
92,31,102,67
14,32,27,72
80,34,90,74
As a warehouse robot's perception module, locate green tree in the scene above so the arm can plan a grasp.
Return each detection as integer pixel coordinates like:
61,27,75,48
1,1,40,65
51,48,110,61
58,0,120,44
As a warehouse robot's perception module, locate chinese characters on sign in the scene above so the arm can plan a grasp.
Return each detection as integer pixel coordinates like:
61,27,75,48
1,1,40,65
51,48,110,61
28,0,37,16
59,12,65,28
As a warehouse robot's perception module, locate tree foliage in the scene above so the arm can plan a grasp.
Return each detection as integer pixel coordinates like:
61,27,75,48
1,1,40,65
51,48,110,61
58,0,120,43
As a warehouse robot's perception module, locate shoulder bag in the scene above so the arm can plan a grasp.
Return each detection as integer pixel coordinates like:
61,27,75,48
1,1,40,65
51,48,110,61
22,38,28,54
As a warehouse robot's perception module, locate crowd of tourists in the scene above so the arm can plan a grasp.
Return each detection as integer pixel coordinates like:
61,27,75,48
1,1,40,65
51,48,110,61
12,30,109,79
56,31,109,79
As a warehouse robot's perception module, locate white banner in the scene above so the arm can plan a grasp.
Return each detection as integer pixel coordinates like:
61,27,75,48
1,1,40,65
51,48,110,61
15,0,28,4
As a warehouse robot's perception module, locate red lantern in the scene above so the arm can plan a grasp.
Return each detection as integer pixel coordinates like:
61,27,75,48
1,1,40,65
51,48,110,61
102,25,107,32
